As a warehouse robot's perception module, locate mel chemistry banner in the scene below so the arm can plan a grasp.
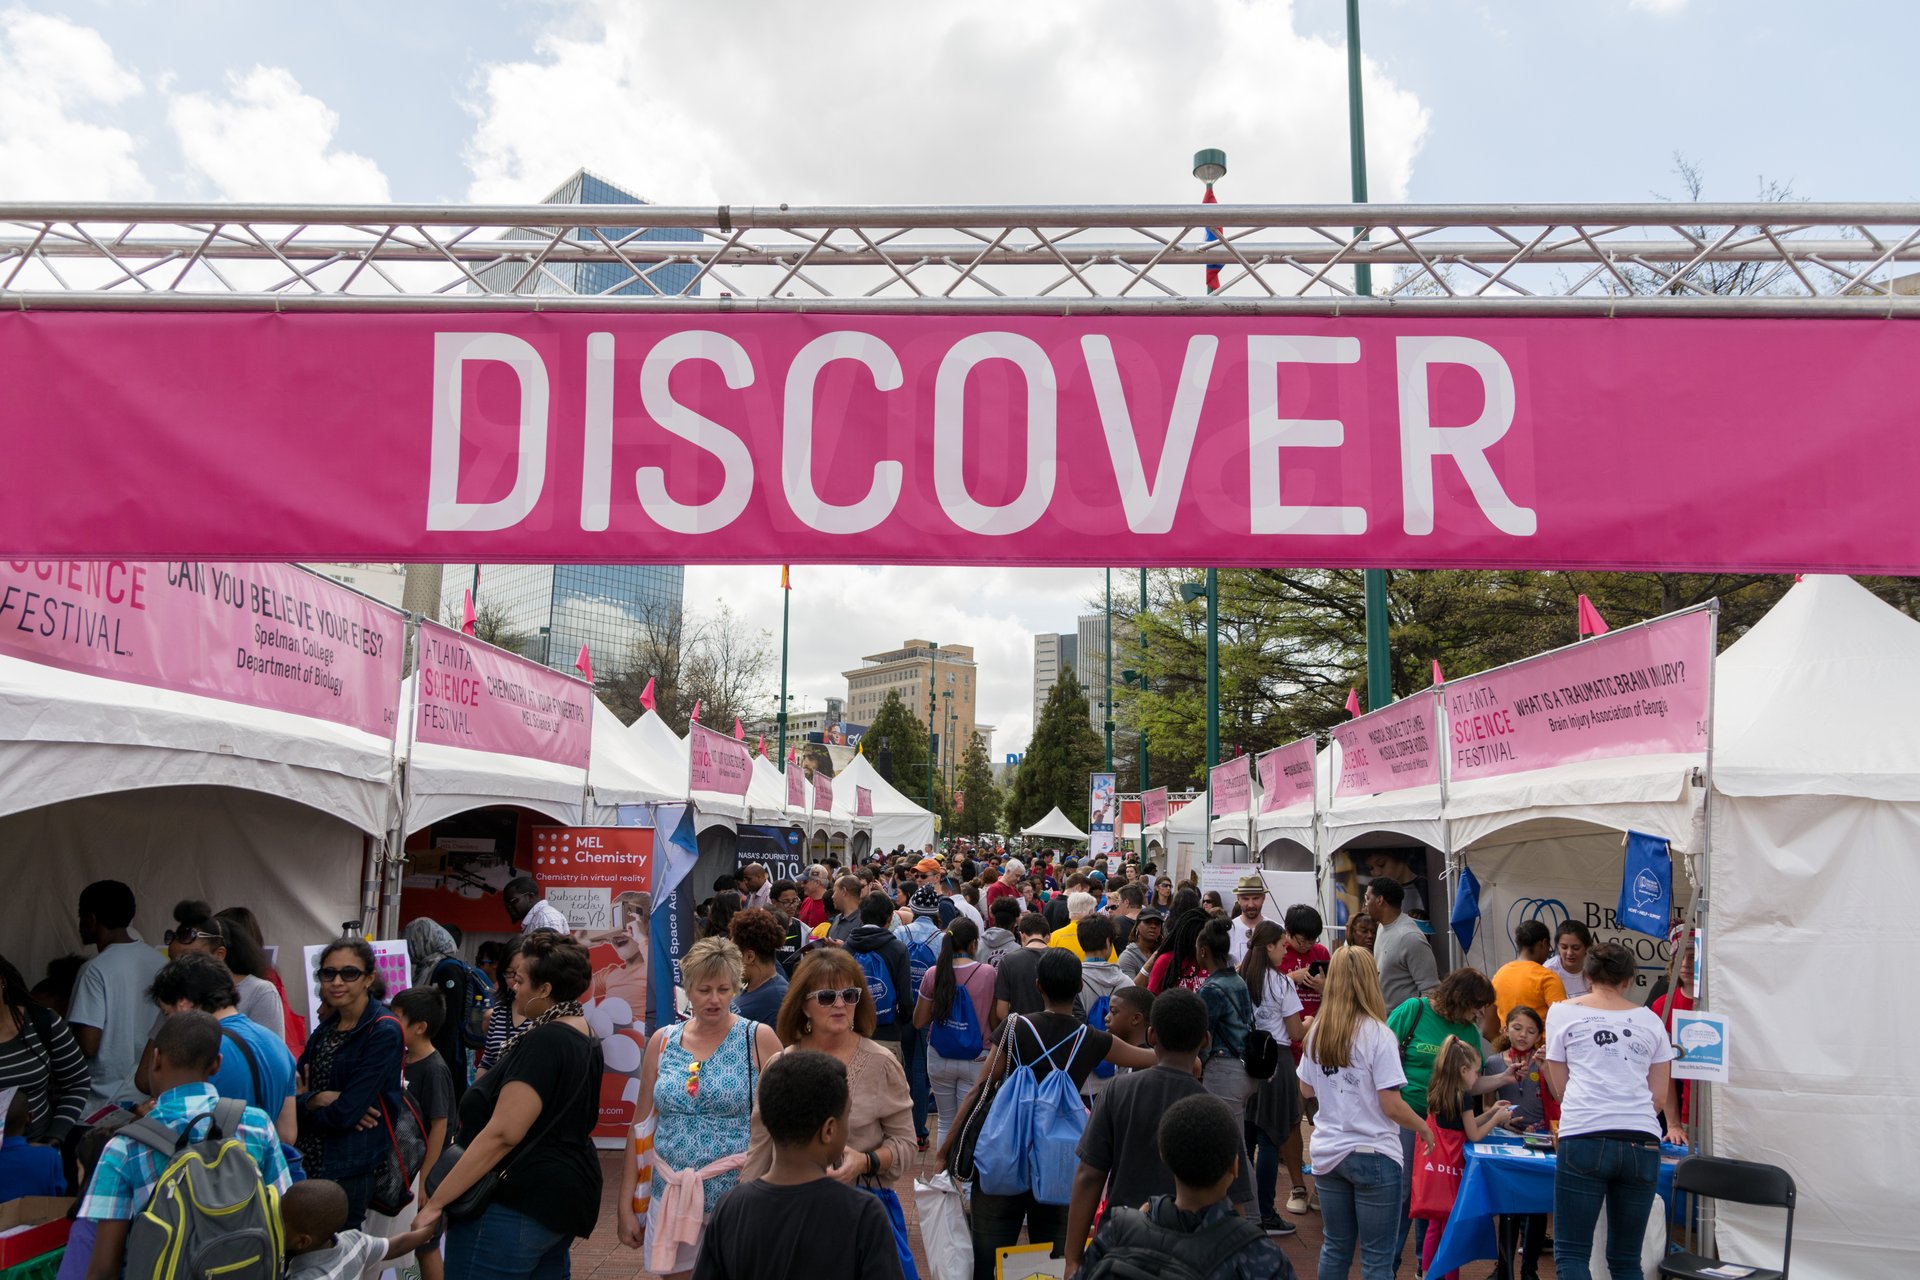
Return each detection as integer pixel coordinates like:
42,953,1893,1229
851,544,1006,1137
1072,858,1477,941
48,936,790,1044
6,314,1920,572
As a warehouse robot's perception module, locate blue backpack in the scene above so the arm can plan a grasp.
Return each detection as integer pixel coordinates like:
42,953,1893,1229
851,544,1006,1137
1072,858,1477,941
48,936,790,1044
854,948,898,1025
1029,1025,1091,1205
1085,993,1116,1080
928,963,985,1061
974,1018,1085,1198
900,919,941,992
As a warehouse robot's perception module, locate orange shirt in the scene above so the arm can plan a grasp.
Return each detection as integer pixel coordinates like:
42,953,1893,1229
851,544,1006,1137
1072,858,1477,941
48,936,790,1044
1491,958,1567,1023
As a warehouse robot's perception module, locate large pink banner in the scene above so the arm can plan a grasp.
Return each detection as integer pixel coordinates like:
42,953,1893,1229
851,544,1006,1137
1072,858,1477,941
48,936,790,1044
0,560,401,737
1141,787,1169,827
786,762,805,808
1209,758,1253,817
414,619,591,767
1333,690,1441,799
856,786,873,818
814,772,834,812
1445,608,1713,783
7,314,1920,571
688,722,751,796
1257,738,1318,813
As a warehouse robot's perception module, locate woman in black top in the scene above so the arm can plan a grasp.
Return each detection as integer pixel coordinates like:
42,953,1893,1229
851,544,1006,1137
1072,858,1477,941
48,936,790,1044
418,933,603,1280
0,953,89,1145
296,937,405,1229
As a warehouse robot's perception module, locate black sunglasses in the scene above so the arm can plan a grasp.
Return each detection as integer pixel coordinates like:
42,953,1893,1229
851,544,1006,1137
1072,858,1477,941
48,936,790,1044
316,966,369,983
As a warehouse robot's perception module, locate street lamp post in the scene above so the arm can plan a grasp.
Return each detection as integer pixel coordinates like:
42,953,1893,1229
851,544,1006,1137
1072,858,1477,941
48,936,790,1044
926,642,939,812
1138,568,1149,790
1103,569,1115,771
1181,571,1220,769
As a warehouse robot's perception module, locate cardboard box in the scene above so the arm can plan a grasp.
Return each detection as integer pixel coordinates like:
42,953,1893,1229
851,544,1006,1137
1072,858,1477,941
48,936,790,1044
0,1198,74,1269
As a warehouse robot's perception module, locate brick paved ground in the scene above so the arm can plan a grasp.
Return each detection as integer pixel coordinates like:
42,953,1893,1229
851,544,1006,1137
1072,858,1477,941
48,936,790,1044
568,1144,1553,1279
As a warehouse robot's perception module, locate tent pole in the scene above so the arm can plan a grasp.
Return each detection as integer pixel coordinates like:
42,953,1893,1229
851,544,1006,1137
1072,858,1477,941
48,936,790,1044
380,613,423,941
1694,599,1722,1254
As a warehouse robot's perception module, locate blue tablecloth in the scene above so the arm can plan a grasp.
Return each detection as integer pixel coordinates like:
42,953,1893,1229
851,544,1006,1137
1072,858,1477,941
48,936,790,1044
1426,1133,1684,1275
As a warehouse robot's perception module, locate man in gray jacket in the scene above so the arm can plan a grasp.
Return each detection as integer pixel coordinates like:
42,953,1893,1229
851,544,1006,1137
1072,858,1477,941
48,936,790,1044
1366,876,1437,1008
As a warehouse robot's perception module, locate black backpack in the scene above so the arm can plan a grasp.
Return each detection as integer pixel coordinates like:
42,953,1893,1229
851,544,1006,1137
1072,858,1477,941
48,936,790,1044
1080,1200,1274,1280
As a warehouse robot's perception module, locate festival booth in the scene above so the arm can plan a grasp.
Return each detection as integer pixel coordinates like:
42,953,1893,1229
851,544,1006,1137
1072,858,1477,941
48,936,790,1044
588,699,684,816
1319,690,1451,945
1703,576,1920,1280
1021,806,1089,845
833,752,930,856
0,562,406,1009
1205,755,1258,858
1163,794,1209,885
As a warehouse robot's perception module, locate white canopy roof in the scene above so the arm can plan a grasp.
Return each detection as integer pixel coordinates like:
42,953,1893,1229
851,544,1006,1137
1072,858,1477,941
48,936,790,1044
401,675,584,833
588,699,682,810
833,752,933,850
0,650,394,834
1021,806,1089,842
619,710,747,823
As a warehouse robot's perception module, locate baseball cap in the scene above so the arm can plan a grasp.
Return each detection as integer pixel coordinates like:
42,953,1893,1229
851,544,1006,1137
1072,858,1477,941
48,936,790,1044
914,857,942,874
1138,907,1165,922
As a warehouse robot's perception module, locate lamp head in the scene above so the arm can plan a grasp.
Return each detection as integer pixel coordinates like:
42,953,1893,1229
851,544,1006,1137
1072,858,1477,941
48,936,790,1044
1180,581,1207,604
1192,148,1227,185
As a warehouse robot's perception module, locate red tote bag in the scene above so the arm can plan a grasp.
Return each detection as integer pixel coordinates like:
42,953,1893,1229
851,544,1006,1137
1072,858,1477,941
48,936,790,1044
1410,1126,1466,1220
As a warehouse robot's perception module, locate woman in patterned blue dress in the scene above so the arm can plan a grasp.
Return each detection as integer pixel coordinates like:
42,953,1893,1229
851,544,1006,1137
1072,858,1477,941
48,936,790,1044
619,936,781,1279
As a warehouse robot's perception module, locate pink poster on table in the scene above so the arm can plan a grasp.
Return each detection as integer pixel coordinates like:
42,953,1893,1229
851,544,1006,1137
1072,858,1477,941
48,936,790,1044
414,619,591,768
814,771,834,812
11,313,1920,575
856,786,873,818
1141,786,1169,827
1208,758,1252,817
1333,690,1441,799
1257,738,1318,813
786,762,805,808
0,560,402,738
687,721,751,796
1445,607,1713,783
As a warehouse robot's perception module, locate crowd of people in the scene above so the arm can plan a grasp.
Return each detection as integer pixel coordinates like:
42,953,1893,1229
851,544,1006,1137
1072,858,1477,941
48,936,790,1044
0,847,1692,1280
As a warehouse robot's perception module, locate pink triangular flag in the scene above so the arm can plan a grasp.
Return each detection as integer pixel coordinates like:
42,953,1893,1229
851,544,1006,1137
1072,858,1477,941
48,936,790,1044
460,590,477,637
1577,594,1610,637
573,643,593,683
733,718,745,741
1345,688,1362,718
788,748,797,764
1432,659,1445,686
690,699,702,724
639,677,656,712
757,735,766,756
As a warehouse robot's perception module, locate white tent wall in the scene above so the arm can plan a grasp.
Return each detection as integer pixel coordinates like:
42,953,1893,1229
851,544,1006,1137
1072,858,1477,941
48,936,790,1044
2,785,364,1017
832,754,934,851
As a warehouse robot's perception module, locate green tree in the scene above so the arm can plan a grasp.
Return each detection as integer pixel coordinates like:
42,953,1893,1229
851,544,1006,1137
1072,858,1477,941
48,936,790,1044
952,730,1003,838
862,689,950,821
1005,666,1103,833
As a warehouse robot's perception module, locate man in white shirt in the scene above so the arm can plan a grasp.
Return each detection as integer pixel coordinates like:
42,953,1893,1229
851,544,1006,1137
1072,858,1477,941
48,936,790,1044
1227,873,1268,965
504,875,570,935
68,879,166,1112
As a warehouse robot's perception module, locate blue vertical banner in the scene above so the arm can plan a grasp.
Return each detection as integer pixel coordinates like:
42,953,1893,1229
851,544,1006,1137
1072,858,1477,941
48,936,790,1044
1617,831,1672,937
1450,864,1482,954
648,804,701,1031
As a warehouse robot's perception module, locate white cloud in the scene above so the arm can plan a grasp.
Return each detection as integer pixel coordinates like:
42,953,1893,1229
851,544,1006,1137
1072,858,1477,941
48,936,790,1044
169,66,390,201
1629,0,1688,11
0,8,149,199
465,0,1429,206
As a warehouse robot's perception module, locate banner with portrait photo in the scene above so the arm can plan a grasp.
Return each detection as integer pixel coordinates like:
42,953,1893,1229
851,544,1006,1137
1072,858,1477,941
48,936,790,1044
1089,773,1117,858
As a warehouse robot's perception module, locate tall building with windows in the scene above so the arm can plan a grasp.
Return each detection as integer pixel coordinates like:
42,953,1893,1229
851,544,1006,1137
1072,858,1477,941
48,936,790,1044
1077,613,1110,734
1032,632,1078,726
844,641,978,783
476,168,700,298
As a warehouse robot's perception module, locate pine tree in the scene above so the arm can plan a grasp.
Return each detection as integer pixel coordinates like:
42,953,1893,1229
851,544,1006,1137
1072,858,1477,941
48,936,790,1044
952,730,1003,837
1005,666,1103,834
862,689,950,820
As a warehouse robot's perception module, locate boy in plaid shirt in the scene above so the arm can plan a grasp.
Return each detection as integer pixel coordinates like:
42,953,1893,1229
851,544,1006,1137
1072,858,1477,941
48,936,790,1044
78,1011,291,1280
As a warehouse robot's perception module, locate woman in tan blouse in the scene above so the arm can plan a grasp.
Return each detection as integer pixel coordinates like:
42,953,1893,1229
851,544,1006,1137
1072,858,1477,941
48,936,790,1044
740,948,918,1276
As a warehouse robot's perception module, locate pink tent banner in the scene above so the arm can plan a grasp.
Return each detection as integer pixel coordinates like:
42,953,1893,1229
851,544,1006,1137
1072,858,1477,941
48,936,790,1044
0,559,403,738
1333,689,1441,799
786,762,805,808
10,313,1920,574
414,619,591,767
814,771,834,812
1257,738,1318,813
856,786,873,818
1141,786,1169,827
1208,758,1252,818
688,721,751,796
1445,607,1713,783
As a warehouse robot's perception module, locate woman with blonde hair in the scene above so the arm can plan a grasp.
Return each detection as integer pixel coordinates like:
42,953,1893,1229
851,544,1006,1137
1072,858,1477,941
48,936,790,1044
741,948,920,1280
1299,946,1435,1280
618,936,781,1279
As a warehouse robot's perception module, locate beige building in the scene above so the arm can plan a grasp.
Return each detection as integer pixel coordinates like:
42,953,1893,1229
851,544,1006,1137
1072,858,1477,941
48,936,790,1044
844,640,978,781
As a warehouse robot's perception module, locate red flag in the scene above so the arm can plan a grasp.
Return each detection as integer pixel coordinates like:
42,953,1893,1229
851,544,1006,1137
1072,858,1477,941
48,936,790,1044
1202,184,1222,294
788,748,797,764
1432,659,1445,686
1345,688,1362,718
460,589,477,637
757,735,766,756
690,699,702,725
573,643,593,683
733,718,745,741
1577,594,1611,637
639,677,656,713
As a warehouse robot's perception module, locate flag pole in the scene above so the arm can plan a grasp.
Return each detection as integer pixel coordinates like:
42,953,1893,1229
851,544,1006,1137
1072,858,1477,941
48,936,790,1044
778,566,792,765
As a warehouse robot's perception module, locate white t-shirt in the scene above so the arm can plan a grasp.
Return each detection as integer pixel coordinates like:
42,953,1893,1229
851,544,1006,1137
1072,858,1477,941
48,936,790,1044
520,899,571,934
236,974,285,1040
69,941,166,1110
1544,953,1591,998
1544,1002,1676,1139
1252,970,1305,1045
1228,914,1265,965
1304,1017,1409,1172
951,895,984,930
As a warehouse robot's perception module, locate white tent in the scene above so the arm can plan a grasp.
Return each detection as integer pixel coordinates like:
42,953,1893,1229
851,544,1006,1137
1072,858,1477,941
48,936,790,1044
1162,796,1209,884
833,752,932,853
1705,576,1920,1280
620,710,746,826
0,653,394,1001
1021,806,1089,843
399,675,585,833
588,700,683,813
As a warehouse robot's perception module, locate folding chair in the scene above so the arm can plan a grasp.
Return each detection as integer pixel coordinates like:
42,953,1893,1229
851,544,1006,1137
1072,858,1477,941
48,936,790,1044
1658,1155,1795,1280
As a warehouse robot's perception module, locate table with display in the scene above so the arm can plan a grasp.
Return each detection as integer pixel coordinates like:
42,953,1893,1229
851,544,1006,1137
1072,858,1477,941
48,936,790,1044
1426,1128,1687,1276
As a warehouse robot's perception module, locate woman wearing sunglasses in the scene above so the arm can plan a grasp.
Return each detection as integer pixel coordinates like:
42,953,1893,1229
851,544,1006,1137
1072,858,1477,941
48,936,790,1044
618,937,781,1280
294,936,405,1229
739,948,920,1280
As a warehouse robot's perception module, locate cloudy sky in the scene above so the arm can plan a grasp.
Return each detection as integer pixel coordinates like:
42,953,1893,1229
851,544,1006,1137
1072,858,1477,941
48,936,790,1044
8,0,1914,752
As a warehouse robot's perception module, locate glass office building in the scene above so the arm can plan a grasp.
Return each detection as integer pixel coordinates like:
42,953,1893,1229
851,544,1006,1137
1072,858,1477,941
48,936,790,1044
476,168,700,298
442,564,684,677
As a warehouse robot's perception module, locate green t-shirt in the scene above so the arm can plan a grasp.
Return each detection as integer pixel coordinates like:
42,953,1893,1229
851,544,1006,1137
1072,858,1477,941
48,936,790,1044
1385,995,1481,1115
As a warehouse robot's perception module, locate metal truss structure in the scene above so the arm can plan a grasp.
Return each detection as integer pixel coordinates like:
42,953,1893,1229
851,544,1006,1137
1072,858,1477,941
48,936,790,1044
3,201,1919,314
